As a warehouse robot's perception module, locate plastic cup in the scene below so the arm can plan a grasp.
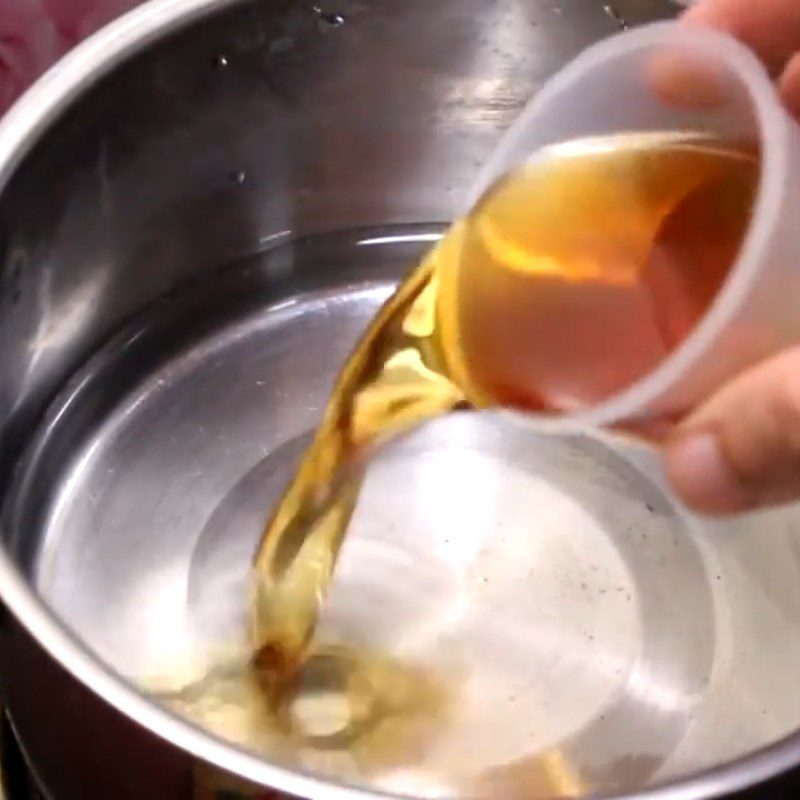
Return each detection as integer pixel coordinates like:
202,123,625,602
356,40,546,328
465,21,800,432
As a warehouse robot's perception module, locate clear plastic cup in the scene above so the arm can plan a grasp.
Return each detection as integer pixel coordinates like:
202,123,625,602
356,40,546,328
466,21,800,432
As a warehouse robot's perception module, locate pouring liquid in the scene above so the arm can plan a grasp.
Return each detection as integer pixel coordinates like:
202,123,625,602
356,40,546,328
252,131,757,680
159,131,757,788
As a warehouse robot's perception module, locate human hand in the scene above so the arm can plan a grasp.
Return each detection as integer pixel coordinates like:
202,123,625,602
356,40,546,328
665,0,800,514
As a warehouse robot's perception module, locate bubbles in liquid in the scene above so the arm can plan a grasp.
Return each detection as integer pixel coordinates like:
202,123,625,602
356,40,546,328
264,647,451,751
153,641,453,782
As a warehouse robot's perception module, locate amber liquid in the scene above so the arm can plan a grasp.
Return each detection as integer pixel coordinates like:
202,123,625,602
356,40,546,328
161,132,757,786
252,131,757,673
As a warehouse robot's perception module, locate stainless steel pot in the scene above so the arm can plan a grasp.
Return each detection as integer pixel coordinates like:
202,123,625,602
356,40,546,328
4,1,800,798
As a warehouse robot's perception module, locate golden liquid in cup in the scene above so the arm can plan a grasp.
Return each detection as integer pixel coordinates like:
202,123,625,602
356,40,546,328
158,132,758,789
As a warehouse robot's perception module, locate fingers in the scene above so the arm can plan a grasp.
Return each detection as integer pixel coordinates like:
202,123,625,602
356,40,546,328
642,5,800,515
684,0,800,75
665,348,800,514
648,0,800,113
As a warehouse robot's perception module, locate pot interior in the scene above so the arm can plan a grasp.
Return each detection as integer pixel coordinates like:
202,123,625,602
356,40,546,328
4,1,800,798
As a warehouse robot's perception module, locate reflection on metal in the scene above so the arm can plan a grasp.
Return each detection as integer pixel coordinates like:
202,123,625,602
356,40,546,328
11,1,800,799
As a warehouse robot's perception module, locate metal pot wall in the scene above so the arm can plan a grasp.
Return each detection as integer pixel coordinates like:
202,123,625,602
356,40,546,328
3,1,800,798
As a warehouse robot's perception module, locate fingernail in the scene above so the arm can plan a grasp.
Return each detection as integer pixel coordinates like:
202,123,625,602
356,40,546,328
666,432,751,513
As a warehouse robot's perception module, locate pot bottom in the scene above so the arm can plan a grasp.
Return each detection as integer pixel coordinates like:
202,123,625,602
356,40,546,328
7,226,800,798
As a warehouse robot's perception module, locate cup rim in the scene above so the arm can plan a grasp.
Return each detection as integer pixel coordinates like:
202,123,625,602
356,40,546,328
468,20,789,434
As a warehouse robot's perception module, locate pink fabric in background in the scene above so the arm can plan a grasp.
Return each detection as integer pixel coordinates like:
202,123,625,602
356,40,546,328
0,0,144,115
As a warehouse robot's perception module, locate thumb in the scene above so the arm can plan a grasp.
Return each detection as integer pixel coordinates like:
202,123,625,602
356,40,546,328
664,348,800,514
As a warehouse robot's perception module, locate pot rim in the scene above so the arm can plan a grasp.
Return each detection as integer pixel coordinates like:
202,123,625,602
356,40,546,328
0,2,798,798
